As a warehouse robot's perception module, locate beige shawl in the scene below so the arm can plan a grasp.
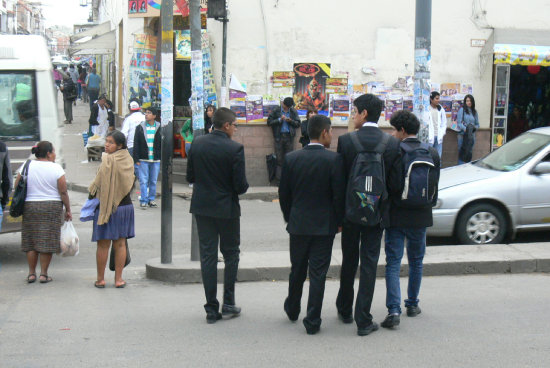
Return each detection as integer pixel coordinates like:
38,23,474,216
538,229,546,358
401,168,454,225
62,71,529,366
88,149,135,225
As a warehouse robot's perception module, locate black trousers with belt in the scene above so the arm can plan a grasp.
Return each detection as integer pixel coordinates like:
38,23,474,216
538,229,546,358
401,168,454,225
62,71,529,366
195,215,240,315
285,234,335,329
336,222,383,328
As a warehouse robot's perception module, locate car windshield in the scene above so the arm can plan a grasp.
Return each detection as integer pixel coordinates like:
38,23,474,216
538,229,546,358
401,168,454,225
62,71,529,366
0,71,39,140
476,132,550,172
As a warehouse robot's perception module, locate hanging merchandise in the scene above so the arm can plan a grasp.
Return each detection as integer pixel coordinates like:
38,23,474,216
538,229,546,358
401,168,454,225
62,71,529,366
129,34,159,108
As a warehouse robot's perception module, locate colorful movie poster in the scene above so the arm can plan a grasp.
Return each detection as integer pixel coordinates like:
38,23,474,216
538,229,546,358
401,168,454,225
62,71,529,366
332,95,350,117
129,0,138,13
129,0,207,18
246,95,263,123
440,83,460,97
273,72,295,88
325,78,348,94
263,99,279,118
229,89,246,101
230,100,246,123
385,95,403,121
352,84,369,95
128,34,159,108
175,30,191,60
440,97,453,113
403,97,413,112
460,83,473,95
293,63,331,115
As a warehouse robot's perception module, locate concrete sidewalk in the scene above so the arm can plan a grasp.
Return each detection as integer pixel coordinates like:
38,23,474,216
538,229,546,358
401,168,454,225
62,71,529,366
146,242,550,283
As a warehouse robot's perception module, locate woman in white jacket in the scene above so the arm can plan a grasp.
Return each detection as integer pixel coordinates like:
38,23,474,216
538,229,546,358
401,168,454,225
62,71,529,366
427,91,447,157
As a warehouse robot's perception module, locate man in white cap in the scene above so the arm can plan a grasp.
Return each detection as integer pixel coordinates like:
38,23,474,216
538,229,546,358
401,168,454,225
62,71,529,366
121,100,145,157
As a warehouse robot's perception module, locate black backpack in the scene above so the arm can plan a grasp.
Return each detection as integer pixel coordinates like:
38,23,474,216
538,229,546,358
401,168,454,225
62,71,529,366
345,132,390,226
400,141,436,208
63,79,77,100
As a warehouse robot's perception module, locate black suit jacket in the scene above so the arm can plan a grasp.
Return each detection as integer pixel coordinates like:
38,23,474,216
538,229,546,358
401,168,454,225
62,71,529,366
337,126,402,228
267,106,301,141
389,137,440,228
187,130,249,219
279,144,345,235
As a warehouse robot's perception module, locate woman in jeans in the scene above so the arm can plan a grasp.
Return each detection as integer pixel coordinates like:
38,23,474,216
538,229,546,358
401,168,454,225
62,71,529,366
456,94,480,164
19,141,71,283
88,130,135,288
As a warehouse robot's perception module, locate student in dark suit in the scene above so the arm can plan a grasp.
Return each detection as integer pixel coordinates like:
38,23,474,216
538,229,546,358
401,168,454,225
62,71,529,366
187,108,249,324
335,94,402,336
279,115,345,335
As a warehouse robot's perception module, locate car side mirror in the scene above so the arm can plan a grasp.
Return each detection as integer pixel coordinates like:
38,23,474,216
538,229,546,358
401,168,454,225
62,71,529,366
532,162,550,175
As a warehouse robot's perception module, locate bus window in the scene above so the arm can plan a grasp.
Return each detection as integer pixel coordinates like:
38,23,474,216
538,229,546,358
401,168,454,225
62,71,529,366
0,72,39,140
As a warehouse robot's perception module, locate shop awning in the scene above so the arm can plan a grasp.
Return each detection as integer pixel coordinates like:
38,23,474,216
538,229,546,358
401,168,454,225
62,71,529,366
479,29,550,75
69,30,115,56
70,22,111,43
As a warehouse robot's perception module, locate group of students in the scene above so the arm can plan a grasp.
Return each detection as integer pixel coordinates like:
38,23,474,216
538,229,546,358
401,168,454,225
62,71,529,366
185,94,441,337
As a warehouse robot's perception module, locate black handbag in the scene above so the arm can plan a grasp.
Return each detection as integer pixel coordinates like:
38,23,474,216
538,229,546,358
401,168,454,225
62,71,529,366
109,238,131,271
9,160,31,218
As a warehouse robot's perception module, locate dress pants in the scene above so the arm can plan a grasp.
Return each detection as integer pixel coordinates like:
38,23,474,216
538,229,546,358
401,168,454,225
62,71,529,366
274,134,293,182
63,99,73,122
285,234,335,329
336,221,383,328
88,88,99,110
195,215,240,315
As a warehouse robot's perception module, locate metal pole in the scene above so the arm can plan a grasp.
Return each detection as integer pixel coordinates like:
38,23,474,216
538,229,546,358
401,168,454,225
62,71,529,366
220,17,228,107
160,0,173,264
413,0,432,144
190,0,204,261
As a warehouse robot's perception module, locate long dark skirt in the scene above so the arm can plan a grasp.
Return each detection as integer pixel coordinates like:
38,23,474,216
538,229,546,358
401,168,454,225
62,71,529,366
21,201,63,253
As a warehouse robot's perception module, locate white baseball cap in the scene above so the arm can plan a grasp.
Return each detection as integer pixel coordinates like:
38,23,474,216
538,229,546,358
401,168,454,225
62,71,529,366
129,101,141,111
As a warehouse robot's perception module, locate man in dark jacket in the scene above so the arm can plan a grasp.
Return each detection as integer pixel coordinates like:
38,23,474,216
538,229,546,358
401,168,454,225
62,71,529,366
279,115,345,335
267,97,301,184
381,110,440,329
61,76,77,124
335,94,402,336
187,107,249,324
133,107,161,209
0,141,11,232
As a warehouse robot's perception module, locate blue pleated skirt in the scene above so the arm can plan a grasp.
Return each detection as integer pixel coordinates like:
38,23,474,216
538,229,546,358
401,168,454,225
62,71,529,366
92,204,135,241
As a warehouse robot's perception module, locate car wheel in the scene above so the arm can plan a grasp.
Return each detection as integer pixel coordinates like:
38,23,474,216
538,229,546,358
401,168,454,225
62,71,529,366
456,203,507,245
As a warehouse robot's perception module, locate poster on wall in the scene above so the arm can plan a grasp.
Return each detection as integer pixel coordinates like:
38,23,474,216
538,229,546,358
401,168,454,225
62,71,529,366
325,78,348,94
129,0,207,18
273,72,295,88
332,95,351,117
293,63,330,115
403,97,413,112
230,100,246,123
128,0,147,13
263,99,279,118
385,95,403,121
246,95,263,123
451,99,464,123
440,83,460,97
460,83,473,95
128,34,159,108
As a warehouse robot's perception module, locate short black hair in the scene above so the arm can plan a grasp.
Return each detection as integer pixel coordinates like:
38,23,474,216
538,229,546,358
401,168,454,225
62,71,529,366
389,110,420,135
106,130,127,149
308,115,331,140
353,94,383,122
283,97,295,108
430,91,440,100
213,107,236,129
145,106,158,117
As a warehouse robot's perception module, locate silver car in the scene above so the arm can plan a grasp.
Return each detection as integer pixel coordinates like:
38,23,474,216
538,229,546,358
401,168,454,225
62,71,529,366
428,127,550,244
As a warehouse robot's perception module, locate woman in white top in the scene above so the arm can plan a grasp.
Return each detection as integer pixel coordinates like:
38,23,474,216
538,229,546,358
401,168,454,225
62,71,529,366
17,141,71,283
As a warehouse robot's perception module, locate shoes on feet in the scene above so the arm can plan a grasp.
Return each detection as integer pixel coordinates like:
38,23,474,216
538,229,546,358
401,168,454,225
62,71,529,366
148,201,158,208
27,273,37,283
39,274,52,283
338,312,354,324
284,299,299,322
381,313,400,328
221,304,241,319
206,312,222,324
140,202,148,209
357,322,379,336
406,305,421,317
304,322,320,335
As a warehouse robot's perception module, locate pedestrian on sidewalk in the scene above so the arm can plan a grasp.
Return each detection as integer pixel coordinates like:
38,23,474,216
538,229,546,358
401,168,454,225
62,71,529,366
427,91,447,157
279,115,345,335
60,75,77,124
19,142,72,284
68,65,79,107
457,94,479,164
380,110,440,329
53,66,62,89
335,94,402,336
86,68,101,111
0,141,12,233
79,68,88,103
88,130,135,289
132,107,161,209
121,100,145,157
187,107,249,324
204,104,216,134
88,94,109,137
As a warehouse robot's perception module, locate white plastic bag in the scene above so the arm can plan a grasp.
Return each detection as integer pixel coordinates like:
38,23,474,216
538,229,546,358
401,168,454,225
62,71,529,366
60,221,79,257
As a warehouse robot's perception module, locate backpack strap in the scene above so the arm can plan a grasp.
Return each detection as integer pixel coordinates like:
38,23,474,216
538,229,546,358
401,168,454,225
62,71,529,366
349,131,364,152
21,159,31,178
350,131,391,153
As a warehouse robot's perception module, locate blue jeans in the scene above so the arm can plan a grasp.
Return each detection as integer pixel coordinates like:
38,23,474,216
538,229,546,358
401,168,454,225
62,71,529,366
137,161,160,204
457,134,476,165
384,227,427,314
432,136,442,157
185,142,191,157
0,209,3,232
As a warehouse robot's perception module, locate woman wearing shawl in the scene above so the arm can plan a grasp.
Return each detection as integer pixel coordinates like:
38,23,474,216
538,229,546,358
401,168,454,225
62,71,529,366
89,130,135,288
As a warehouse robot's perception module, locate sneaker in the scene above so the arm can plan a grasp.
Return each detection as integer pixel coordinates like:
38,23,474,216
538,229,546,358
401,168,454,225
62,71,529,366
406,305,421,317
381,313,400,328
148,201,158,208
140,202,147,209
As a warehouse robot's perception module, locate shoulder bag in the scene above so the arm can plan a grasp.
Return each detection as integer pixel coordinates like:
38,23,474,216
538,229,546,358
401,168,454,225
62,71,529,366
9,160,31,218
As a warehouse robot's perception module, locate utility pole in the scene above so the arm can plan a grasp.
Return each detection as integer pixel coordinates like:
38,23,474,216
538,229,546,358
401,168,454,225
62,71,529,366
220,16,228,107
413,0,432,143
160,0,173,264
189,0,204,261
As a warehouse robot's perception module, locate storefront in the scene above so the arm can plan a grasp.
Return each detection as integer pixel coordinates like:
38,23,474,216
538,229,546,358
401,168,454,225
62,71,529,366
481,29,550,150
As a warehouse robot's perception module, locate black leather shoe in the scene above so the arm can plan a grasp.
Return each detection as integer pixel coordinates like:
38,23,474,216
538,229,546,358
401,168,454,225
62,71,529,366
406,305,421,317
381,314,400,328
338,312,354,324
357,322,379,336
284,299,299,322
206,312,222,324
222,304,241,318
305,325,320,335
